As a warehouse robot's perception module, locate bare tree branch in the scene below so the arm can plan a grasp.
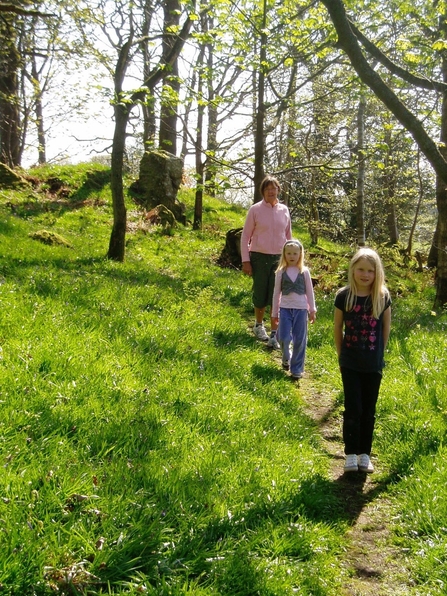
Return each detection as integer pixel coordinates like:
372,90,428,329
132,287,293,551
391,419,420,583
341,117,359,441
320,0,447,185
0,3,54,17
348,18,447,93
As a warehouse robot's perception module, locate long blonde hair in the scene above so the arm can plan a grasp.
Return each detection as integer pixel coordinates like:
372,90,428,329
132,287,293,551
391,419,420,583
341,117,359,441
276,239,305,273
339,247,389,319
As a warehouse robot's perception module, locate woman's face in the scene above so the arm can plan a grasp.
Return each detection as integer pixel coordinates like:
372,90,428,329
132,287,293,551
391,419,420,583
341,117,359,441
263,183,279,204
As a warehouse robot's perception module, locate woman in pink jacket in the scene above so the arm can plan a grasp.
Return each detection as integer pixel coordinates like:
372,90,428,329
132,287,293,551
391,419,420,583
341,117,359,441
241,176,292,349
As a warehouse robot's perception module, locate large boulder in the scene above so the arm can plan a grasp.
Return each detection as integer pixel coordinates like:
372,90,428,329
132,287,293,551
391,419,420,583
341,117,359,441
132,150,186,224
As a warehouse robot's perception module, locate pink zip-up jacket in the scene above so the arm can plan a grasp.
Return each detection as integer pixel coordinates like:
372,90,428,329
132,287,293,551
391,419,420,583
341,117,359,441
241,199,292,263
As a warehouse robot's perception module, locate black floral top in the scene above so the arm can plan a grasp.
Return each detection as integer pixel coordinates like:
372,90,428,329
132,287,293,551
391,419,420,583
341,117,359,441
335,289,391,373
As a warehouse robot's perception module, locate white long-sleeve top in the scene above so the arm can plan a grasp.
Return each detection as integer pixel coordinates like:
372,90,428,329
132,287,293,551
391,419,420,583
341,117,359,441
272,266,316,318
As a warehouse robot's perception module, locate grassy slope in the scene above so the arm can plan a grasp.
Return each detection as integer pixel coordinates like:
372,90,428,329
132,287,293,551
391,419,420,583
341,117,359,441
0,164,446,595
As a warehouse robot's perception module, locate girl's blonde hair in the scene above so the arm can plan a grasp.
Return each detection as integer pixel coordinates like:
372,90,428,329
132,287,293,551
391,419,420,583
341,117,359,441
277,239,305,272
340,247,390,319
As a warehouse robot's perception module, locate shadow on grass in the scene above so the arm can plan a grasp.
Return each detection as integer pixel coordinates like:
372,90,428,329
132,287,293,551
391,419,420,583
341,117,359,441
0,219,19,235
0,253,188,298
212,329,256,350
252,362,289,382
148,471,396,593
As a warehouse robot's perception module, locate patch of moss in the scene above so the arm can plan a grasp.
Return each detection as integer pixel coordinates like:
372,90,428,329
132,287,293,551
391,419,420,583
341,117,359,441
28,230,73,248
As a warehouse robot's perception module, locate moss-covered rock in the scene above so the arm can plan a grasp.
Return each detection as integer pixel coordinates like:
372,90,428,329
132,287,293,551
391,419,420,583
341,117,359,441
28,230,73,248
131,150,186,224
0,163,30,189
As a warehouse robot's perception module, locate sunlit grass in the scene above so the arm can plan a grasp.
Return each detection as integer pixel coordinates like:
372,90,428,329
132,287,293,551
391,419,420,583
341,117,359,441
1,164,447,594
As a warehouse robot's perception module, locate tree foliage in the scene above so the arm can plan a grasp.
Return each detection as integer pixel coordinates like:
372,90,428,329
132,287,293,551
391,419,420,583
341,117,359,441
2,0,447,303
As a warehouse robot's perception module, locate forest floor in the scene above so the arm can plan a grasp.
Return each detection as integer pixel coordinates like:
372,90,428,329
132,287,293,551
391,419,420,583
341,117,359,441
296,368,413,596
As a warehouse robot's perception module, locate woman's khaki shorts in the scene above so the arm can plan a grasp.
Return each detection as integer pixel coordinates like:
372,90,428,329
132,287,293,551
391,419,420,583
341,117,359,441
250,252,280,309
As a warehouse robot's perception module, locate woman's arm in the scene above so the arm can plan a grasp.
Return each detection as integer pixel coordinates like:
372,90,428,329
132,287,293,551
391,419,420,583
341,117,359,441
334,307,344,357
285,211,292,241
240,208,255,263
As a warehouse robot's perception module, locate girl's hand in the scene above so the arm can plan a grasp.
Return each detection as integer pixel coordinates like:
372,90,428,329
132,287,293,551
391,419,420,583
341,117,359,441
272,316,279,326
309,311,316,324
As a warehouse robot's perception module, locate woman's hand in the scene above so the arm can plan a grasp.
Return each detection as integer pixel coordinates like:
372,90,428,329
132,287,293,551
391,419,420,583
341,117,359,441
242,261,252,276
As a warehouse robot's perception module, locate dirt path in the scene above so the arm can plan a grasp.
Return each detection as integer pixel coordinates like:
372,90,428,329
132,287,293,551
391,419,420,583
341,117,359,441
298,374,412,595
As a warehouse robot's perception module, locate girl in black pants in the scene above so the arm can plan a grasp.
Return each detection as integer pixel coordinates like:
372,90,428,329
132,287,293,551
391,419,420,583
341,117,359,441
334,248,391,474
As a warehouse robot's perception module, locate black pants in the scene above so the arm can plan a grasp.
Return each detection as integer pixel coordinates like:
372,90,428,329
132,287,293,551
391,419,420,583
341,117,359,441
341,367,382,456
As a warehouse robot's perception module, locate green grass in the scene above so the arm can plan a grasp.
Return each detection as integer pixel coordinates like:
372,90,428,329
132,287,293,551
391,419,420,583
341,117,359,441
0,163,447,594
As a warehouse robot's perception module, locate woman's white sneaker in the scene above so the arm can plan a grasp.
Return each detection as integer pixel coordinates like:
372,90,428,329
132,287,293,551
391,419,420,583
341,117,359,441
253,324,269,341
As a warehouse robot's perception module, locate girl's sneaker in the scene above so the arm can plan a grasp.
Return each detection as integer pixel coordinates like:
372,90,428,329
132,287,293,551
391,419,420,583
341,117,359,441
282,360,290,370
358,453,374,473
344,454,358,472
267,335,280,349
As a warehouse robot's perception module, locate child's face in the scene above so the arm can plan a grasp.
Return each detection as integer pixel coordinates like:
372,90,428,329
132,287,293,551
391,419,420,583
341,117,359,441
353,258,375,292
284,245,301,266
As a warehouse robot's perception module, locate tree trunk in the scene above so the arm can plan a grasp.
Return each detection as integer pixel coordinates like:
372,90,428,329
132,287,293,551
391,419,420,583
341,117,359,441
107,104,128,262
31,55,46,164
205,15,217,197
107,34,133,262
180,68,196,159
434,11,447,306
356,96,366,246
253,0,267,203
435,213,447,307
280,63,299,208
309,194,319,245
382,128,399,245
406,151,423,255
427,226,438,268
0,14,21,167
193,32,205,231
159,0,181,154
194,166,204,230
141,0,156,149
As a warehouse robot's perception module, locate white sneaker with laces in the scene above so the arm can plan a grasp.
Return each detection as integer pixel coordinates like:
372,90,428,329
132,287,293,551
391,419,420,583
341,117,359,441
344,454,358,473
267,335,280,349
358,453,374,473
253,324,269,341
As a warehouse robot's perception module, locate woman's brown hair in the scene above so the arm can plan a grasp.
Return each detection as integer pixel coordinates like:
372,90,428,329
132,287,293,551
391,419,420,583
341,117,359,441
259,175,281,196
